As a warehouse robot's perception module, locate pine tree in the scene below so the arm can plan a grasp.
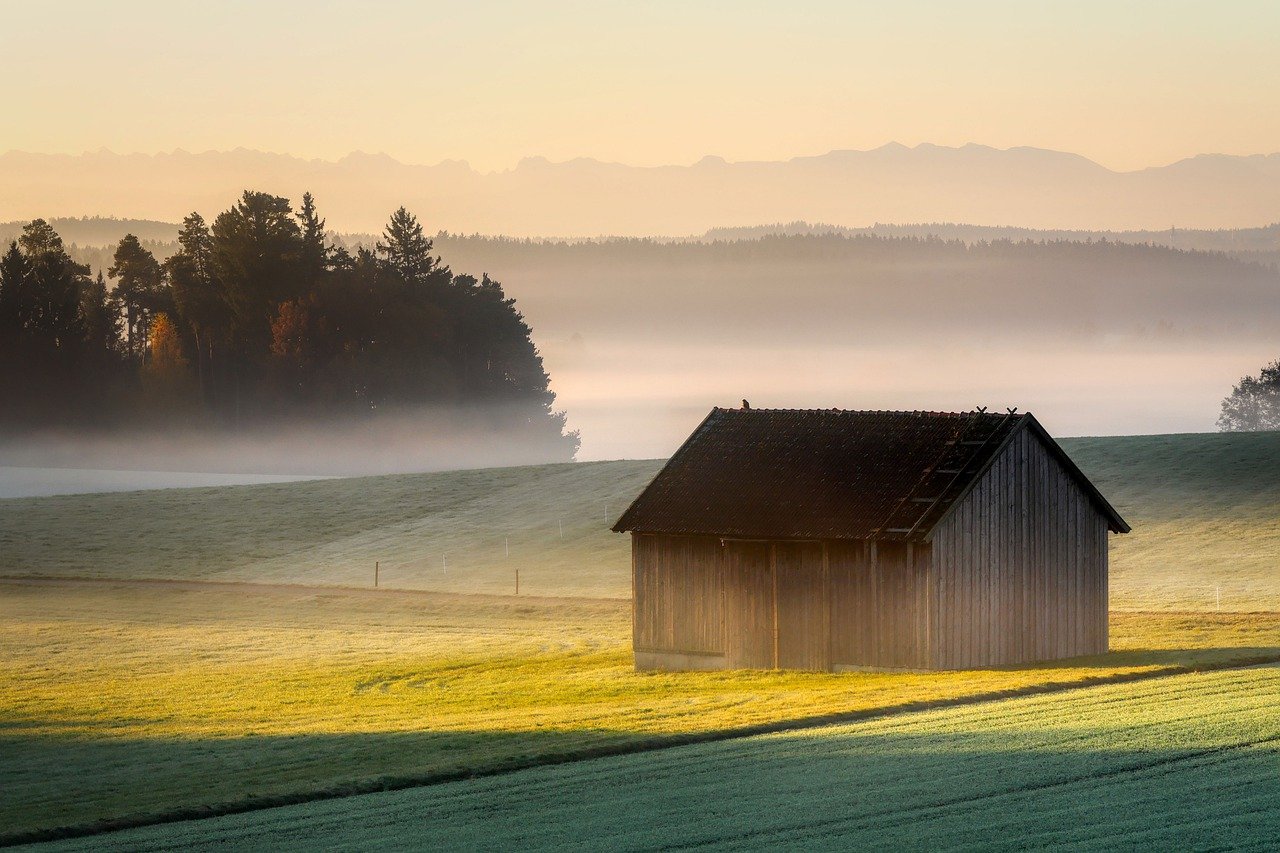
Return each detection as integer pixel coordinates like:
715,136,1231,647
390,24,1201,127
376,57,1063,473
80,270,122,359
109,234,165,359
296,192,328,281
169,211,227,404
21,220,89,354
376,207,445,284
17,219,64,260
0,240,31,338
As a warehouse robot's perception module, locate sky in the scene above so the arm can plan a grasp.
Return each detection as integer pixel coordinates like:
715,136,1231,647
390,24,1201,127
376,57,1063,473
3,0,1279,172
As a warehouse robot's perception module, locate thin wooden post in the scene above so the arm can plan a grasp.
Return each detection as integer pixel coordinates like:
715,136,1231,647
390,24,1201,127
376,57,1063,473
442,553,447,575
505,536,509,558
558,519,563,539
375,561,379,588
516,568,520,596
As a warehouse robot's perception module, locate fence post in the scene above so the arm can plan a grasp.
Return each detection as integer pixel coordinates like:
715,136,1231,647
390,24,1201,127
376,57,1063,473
375,561,379,588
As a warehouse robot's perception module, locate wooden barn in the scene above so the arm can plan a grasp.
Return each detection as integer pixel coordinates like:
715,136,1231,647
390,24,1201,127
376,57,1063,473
612,407,1129,671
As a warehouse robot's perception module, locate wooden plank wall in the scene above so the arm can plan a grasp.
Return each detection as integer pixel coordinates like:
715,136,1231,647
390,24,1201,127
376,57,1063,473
723,541,775,668
632,534,724,656
828,540,931,669
775,542,828,670
929,428,1109,668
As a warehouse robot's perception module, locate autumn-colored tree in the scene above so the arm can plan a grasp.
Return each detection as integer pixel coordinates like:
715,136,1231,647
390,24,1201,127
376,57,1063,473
270,297,314,363
145,312,190,385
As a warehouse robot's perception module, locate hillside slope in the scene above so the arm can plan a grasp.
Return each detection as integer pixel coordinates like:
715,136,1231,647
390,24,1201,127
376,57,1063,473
2,430,1279,608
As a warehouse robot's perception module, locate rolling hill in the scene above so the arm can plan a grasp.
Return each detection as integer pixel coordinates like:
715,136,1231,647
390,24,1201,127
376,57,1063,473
3,430,1280,609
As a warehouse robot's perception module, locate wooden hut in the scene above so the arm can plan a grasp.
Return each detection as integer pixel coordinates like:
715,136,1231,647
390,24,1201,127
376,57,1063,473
612,407,1129,671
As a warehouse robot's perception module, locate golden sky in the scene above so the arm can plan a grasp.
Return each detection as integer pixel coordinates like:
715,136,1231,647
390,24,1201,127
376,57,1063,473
3,0,1278,171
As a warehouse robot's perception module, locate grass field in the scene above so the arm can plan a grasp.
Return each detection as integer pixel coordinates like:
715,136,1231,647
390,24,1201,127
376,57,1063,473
3,429,1280,845
1067,431,1280,611
37,662,1280,851
3,578,1278,842
0,459,659,598
4,431,1280,608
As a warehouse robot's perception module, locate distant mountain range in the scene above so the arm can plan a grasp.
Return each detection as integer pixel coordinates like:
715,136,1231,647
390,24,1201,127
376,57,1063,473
4,143,1280,235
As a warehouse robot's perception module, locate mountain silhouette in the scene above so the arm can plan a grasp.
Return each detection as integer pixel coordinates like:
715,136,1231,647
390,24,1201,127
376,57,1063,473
3,143,1279,235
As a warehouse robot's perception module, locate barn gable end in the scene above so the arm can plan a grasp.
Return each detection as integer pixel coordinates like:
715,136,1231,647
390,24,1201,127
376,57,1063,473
927,423,1111,668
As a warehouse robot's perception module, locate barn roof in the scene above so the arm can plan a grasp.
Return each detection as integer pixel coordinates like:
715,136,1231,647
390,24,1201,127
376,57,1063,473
612,408,1129,541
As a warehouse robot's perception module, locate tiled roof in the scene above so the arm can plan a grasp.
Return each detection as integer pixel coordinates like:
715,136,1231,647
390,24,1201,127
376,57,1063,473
612,408,1127,540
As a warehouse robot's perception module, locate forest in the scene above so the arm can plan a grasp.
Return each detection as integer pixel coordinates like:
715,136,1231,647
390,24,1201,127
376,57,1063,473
0,194,578,460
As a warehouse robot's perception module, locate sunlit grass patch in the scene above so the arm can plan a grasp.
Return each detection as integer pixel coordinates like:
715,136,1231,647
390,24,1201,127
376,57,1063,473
3,579,1278,839
37,662,1280,851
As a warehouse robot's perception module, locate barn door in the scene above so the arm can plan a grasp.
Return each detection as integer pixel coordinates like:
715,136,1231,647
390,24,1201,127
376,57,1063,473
775,542,828,670
723,541,774,668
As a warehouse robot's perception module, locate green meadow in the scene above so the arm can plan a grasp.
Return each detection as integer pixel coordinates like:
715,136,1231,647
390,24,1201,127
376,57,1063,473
39,663,1280,851
3,429,1280,844
3,579,1277,842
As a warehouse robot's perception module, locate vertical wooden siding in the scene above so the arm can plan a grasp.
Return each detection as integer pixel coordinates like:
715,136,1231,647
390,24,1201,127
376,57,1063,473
723,541,775,668
928,429,1109,668
775,541,828,670
828,541,931,669
632,534,724,655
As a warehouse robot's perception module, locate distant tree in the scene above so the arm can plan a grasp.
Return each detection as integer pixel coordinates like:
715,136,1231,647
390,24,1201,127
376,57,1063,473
140,312,195,414
0,221,95,424
269,297,317,363
296,192,329,282
211,191,304,347
377,207,446,284
80,271,122,361
17,218,64,259
109,234,165,358
1219,360,1280,431
0,240,31,337
144,312,186,378
167,212,228,403
176,212,217,279
22,220,90,354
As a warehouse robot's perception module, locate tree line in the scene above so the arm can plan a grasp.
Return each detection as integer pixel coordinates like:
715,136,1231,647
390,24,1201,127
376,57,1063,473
0,192,578,459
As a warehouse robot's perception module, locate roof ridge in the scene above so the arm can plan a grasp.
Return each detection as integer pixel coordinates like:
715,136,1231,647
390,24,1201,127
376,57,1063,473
718,407,1016,418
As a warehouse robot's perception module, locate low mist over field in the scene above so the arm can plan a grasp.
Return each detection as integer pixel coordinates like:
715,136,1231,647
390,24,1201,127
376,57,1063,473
429,234,1280,456
0,405,581,477
5,214,1278,463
